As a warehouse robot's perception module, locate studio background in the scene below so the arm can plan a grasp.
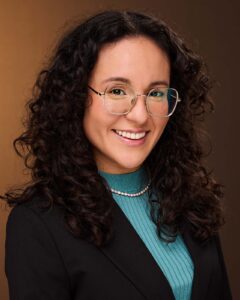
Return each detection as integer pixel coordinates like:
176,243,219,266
0,0,239,299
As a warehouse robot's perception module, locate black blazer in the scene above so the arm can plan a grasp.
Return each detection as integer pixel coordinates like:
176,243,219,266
5,197,232,300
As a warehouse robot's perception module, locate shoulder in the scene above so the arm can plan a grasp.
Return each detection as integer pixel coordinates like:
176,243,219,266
5,196,74,277
5,195,78,262
6,195,90,256
5,197,73,298
5,196,66,253
6,196,65,237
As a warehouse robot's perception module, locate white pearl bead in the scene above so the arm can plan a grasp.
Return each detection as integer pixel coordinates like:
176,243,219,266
110,181,151,197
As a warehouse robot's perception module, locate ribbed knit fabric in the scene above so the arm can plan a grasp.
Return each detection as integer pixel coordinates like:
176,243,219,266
98,165,194,300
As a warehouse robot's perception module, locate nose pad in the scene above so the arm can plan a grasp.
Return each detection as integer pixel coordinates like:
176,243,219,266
131,97,137,105
128,94,148,115
128,97,137,112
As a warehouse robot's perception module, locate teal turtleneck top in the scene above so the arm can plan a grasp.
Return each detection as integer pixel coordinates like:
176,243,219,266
98,165,194,300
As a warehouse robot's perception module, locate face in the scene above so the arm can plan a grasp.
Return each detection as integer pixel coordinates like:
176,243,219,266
83,36,170,174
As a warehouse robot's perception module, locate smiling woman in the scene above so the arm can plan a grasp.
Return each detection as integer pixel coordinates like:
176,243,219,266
83,36,171,173
1,10,232,300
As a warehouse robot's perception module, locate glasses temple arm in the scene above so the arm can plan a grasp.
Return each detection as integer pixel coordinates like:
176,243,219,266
88,86,104,96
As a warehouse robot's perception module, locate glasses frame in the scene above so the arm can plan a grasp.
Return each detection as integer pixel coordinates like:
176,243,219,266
88,85,181,118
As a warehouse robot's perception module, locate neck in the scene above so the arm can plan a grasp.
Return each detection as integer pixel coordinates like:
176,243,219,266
98,164,149,194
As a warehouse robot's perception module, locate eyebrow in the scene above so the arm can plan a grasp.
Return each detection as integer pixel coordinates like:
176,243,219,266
101,77,169,87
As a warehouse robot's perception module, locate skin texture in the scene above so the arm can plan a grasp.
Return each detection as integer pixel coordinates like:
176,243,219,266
83,36,170,174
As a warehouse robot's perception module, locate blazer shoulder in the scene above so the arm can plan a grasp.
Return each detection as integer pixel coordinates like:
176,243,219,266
6,196,90,254
8,198,70,268
6,196,65,249
5,198,72,299
7,196,65,227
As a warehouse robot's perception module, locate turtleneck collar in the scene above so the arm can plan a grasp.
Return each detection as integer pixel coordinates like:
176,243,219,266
98,165,149,194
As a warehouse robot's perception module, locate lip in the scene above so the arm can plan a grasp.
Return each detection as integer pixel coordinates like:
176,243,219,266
112,129,149,146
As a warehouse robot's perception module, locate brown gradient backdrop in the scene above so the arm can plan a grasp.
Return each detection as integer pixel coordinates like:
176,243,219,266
0,0,239,299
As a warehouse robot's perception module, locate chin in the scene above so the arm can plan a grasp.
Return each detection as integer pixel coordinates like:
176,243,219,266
115,160,144,173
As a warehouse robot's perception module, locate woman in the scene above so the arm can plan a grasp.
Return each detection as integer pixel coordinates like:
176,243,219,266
2,10,232,300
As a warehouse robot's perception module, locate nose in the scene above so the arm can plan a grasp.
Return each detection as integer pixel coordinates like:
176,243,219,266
125,94,149,124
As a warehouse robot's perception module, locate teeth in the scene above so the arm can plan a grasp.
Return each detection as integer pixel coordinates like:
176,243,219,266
115,130,146,140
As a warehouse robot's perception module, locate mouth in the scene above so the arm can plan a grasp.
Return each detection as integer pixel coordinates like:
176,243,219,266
112,129,150,140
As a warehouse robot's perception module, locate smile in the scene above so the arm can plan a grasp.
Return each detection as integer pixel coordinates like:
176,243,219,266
113,129,148,140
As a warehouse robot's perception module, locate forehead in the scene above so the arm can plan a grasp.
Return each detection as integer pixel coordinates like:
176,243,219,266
89,36,170,87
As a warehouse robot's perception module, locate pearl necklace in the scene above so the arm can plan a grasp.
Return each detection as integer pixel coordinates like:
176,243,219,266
110,180,151,197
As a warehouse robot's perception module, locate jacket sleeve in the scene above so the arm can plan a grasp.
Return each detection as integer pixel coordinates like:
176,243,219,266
215,234,232,300
5,204,71,300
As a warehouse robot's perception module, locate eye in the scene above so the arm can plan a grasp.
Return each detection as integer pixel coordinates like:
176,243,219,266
109,88,126,96
149,89,165,97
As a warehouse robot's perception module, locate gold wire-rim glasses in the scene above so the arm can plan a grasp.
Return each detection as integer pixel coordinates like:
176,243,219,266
88,85,181,118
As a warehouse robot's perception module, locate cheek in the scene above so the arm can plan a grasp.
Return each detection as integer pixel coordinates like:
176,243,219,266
83,98,99,144
153,118,169,141
83,99,115,146
83,108,102,146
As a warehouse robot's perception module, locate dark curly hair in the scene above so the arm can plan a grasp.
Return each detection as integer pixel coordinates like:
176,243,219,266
1,10,225,247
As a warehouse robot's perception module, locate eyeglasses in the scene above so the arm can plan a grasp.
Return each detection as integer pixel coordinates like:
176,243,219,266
88,84,181,118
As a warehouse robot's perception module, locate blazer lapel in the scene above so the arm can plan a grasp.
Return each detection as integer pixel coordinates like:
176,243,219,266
99,200,175,300
182,223,215,300
100,201,214,300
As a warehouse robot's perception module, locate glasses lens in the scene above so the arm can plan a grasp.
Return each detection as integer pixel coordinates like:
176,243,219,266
104,85,133,114
147,87,178,117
